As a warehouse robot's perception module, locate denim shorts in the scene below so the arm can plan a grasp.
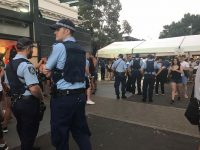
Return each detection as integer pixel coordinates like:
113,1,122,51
182,75,188,84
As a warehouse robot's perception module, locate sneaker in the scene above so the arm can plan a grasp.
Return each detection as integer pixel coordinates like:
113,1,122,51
155,93,159,96
0,144,8,150
87,100,95,105
2,127,8,133
184,94,188,99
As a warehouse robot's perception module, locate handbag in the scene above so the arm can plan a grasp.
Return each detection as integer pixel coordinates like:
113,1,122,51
184,86,200,125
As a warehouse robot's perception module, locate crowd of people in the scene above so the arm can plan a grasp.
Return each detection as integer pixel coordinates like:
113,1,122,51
104,53,200,103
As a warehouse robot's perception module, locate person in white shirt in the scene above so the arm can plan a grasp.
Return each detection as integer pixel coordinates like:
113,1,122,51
180,56,190,99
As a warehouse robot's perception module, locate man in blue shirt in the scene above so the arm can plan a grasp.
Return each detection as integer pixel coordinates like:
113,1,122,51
5,38,44,150
43,19,92,150
111,54,127,99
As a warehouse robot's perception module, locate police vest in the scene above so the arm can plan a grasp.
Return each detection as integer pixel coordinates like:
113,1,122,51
53,41,86,84
131,59,141,70
6,58,30,96
145,60,155,74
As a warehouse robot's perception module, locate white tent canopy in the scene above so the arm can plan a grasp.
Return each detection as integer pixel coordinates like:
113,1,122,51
97,34,200,58
132,36,185,55
97,41,144,58
180,34,200,56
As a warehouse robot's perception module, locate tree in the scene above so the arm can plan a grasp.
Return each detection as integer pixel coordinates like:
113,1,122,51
159,13,200,38
78,0,123,53
122,20,132,35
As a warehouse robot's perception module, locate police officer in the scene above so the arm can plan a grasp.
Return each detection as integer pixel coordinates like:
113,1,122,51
111,54,127,99
129,54,143,95
43,19,92,150
5,38,44,150
141,54,160,102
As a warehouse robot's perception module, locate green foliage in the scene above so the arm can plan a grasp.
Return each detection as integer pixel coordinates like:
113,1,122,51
159,13,200,39
78,0,123,52
122,20,132,35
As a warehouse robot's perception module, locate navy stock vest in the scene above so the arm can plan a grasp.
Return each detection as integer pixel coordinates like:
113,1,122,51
6,58,30,96
53,41,86,84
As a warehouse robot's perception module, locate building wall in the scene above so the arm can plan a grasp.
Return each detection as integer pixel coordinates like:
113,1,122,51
0,0,79,23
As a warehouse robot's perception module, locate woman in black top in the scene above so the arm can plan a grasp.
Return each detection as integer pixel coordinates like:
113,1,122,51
168,58,183,104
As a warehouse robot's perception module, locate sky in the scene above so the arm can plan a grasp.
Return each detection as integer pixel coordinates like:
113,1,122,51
119,0,200,40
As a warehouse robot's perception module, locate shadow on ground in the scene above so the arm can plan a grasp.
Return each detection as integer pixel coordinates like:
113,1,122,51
12,114,199,150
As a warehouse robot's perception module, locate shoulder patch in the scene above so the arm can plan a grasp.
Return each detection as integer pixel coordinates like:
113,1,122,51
28,66,36,75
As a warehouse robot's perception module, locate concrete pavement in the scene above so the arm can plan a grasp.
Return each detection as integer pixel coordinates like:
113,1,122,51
5,80,200,149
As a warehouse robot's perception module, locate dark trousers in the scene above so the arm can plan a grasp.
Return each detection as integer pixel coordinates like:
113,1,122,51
50,93,92,150
114,72,126,96
131,73,142,94
126,75,132,92
155,77,165,94
12,97,40,150
143,75,155,101
101,68,105,80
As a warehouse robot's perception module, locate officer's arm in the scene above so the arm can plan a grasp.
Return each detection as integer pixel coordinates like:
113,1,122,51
29,85,44,101
45,43,66,71
23,64,44,101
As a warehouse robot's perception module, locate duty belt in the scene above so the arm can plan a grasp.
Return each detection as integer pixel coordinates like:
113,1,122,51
56,88,85,97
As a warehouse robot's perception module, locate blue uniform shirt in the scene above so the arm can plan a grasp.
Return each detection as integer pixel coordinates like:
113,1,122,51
6,54,39,96
141,59,160,75
46,37,85,90
111,58,127,72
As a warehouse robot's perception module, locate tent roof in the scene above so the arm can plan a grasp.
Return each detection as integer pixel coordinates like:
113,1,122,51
97,34,200,58
180,34,200,52
97,41,144,58
133,36,184,54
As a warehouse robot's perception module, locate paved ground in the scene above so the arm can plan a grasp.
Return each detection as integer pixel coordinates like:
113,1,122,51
7,80,200,150
13,115,200,150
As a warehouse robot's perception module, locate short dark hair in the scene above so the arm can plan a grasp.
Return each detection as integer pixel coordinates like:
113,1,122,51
118,54,123,58
16,38,33,51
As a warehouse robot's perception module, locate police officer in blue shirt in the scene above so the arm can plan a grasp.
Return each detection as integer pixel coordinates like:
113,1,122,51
141,54,161,102
5,38,44,150
111,54,127,99
129,54,143,95
43,19,92,150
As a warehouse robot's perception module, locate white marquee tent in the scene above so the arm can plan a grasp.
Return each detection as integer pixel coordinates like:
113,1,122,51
97,34,200,58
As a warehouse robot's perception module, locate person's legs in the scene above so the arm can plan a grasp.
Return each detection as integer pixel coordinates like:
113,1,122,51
182,76,188,98
142,77,148,101
114,74,120,98
70,93,92,150
136,75,142,95
131,75,137,94
148,77,155,102
171,82,176,103
121,75,127,98
155,78,159,94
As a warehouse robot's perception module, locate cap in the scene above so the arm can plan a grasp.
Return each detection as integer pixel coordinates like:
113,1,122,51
50,19,76,32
